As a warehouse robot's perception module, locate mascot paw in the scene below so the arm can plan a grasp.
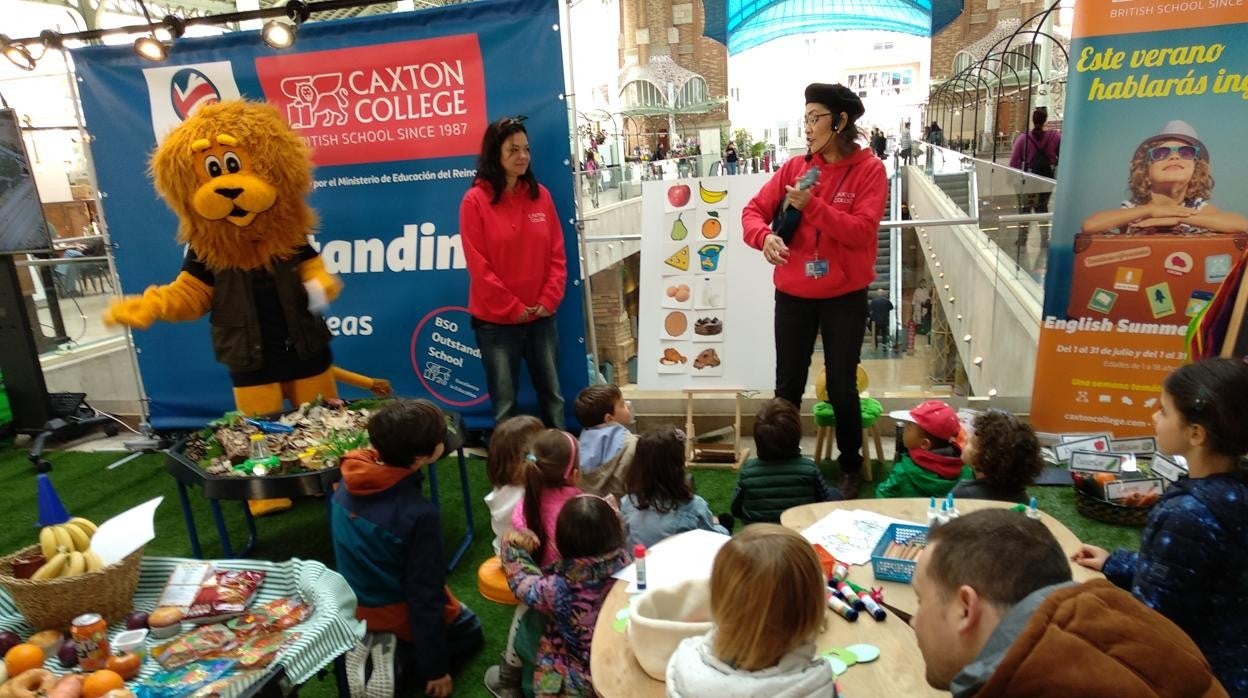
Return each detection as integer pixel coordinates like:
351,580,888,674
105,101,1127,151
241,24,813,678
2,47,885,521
248,498,294,517
104,297,158,329
369,379,394,397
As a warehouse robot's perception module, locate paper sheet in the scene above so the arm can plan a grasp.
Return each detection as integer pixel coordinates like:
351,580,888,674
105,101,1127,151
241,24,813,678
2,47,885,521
612,529,730,594
800,509,920,566
92,497,163,566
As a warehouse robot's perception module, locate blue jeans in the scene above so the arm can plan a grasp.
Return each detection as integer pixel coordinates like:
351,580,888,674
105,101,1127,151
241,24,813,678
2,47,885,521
726,161,737,175
473,315,565,428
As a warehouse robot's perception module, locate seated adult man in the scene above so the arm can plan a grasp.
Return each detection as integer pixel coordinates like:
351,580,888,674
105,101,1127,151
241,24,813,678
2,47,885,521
911,509,1226,698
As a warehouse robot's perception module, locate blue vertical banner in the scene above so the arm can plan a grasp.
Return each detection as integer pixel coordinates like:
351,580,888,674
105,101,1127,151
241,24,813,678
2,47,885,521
72,0,587,429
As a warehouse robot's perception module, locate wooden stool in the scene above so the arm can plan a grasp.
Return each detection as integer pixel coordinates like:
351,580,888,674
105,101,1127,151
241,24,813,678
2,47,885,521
812,399,883,482
683,388,751,469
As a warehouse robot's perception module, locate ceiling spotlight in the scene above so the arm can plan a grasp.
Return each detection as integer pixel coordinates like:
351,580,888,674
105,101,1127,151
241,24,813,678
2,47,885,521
943,285,950,291
134,35,168,61
262,20,296,49
938,272,945,278
949,296,956,303
962,333,972,342
973,356,983,366
935,262,941,268
956,314,963,321
0,35,36,71
988,388,999,397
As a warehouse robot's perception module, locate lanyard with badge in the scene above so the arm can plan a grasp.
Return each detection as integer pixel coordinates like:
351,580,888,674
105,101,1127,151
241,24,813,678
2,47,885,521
805,165,855,279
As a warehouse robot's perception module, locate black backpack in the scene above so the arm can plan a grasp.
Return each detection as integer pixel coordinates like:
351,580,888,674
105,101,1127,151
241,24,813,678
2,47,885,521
1027,134,1055,178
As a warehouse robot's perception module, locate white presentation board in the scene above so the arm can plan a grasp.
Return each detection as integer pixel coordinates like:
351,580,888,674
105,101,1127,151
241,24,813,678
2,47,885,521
638,173,777,390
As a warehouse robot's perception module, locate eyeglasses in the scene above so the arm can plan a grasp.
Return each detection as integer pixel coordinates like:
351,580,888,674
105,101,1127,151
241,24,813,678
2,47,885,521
803,112,832,127
1147,144,1200,162
500,115,528,128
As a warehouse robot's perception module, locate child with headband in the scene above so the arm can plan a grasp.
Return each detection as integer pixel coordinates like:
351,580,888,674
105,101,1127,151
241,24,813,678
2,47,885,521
514,429,586,566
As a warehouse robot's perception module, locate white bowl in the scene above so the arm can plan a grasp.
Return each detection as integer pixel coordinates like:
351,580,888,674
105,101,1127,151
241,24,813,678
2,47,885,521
626,578,714,680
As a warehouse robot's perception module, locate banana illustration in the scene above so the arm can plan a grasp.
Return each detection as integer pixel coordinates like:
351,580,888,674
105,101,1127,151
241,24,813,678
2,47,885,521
699,182,727,204
51,525,73,554
39,527,59,559
66,517,98,538
83,550,105,573
65,551,86,577
32,552,68,580
62,524,90,553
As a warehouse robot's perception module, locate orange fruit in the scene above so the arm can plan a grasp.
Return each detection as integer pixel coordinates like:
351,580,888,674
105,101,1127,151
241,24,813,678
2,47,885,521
82,669,126,698
702,217,722,239
5,642,46,676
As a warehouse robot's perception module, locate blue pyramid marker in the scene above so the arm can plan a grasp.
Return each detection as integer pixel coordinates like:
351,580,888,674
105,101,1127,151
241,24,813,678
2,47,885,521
36,474,71,527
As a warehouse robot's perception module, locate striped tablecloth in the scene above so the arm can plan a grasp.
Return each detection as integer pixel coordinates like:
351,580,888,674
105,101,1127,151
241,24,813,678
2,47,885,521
0,556,365,694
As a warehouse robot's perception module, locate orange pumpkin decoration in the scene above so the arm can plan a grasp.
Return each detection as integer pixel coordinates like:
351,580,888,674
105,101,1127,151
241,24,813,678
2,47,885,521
5,643,47,677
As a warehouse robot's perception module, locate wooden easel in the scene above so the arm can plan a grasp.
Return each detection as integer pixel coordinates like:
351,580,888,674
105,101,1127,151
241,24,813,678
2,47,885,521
683,388,751,470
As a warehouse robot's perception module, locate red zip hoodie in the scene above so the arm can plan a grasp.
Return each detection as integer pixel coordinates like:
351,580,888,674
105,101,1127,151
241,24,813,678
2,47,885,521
459,180,568,324
742,146,888,299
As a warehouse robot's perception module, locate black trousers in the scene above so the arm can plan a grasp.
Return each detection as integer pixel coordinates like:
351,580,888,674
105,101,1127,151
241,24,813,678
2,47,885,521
774,288,868,474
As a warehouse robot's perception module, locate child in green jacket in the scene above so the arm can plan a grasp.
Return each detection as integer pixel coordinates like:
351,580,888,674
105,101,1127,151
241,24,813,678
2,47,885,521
876,400,971,498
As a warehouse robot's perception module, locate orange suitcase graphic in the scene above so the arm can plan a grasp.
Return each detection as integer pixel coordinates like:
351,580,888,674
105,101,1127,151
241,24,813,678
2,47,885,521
1067,231,1247,323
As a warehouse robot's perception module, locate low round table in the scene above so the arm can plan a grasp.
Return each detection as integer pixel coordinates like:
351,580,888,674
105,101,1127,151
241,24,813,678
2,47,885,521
591,498,1101,697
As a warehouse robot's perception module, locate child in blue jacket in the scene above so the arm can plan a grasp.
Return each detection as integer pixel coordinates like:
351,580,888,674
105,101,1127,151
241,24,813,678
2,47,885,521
331,399,484,696
1074,358,1248,697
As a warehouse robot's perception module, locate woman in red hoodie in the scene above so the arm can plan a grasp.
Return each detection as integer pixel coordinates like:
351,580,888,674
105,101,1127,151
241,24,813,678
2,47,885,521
460,116,568,428
742,83,888,497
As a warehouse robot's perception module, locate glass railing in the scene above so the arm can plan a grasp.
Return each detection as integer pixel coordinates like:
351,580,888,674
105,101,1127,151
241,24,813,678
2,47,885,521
14,252,126,355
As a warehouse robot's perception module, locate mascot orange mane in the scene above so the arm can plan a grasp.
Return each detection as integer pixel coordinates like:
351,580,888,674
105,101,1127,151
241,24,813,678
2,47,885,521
106,100,360,515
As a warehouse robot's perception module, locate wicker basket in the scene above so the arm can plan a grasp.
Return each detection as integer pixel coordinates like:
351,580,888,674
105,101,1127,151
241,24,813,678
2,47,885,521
0,545,143,629
1075,491,1152,527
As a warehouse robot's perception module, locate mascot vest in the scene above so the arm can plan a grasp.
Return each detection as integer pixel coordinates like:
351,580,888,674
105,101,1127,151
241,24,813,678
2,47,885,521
210,255,331,373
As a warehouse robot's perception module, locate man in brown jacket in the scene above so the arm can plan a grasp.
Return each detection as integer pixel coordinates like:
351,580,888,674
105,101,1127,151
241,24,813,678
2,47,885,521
911,509,1226,698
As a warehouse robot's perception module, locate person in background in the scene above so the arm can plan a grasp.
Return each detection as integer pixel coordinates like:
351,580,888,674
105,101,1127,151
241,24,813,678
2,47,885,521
620,427,729,547
912,509,1225,698
899,121,914,164
1073,358,1248,696
460,116,568,428
732,398,842,522
951,409,1044,503
928,121,944,147
741,83,888,496
583,149,600,208
1010,108,1060,247
666,524,837,696
868,287,893,350
574,383,637,499
725,142,739,175
502,496,632,696
876,400,970,498
330,400,484,697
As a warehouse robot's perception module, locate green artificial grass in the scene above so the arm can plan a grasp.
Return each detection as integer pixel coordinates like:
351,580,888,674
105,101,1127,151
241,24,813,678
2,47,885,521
0,446,1140,697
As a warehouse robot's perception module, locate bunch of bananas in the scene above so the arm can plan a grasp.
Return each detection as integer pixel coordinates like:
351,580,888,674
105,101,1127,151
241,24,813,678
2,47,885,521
32,517,104,580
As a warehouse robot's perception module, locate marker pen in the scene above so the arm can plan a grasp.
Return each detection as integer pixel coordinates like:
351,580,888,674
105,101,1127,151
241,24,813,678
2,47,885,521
835,581,865,610
858,590,887,621
1027,496,1040,520
634,544,647,590
826,591,859,621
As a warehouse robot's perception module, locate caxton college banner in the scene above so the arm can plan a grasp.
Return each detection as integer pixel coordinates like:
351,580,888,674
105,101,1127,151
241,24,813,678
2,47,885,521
73,0,587,429
1030,0,1248,435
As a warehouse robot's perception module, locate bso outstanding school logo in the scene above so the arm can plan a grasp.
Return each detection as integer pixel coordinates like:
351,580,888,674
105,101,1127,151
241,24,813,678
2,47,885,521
143,61,242,142
279,74,349,128
255,34,487,166
170,68,221,120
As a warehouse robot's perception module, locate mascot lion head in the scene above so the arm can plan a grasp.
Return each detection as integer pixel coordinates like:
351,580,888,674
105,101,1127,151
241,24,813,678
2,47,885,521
151,100,316,272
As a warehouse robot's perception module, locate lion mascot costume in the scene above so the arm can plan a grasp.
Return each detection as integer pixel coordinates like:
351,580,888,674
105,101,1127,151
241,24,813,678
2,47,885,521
106,100,347,516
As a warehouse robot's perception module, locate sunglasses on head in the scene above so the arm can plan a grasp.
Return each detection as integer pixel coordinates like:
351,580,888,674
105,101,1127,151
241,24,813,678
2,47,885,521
1147,144,1200,162
499,115,528,129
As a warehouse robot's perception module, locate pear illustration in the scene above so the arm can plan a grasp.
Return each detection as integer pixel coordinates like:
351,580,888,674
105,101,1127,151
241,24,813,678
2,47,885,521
671,213,688,241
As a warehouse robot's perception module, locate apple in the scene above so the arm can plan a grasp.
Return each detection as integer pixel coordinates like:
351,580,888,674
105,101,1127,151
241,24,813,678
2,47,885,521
667,184,691,207
0,630,19,655
57,637,78,667
125,611,149,631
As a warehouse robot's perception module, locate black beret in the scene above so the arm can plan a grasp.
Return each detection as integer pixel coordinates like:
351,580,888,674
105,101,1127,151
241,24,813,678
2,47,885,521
804,83,864,120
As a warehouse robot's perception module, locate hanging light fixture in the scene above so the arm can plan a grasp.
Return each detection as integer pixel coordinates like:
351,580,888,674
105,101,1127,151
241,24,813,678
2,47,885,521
134,35,167,61
262,1,308,50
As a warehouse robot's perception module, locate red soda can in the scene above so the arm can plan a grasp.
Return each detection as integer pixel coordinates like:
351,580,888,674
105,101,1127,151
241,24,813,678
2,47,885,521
72,612,110,671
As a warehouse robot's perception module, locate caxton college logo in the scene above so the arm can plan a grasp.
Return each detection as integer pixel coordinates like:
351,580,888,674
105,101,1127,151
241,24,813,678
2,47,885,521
255,34,487,166
169,68,222,120
143,61,241,142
